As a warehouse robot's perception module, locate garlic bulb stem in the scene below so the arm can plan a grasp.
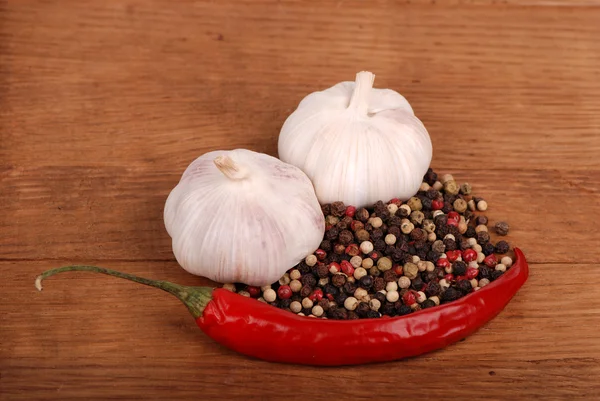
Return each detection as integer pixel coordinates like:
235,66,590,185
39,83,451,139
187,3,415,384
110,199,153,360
214,155,247,180
348,71,375,115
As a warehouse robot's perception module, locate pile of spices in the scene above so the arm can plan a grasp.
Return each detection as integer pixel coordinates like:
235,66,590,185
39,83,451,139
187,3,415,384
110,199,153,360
225,169,513,320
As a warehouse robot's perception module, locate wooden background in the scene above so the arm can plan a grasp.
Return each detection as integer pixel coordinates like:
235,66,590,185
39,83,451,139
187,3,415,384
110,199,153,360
1,0,600,399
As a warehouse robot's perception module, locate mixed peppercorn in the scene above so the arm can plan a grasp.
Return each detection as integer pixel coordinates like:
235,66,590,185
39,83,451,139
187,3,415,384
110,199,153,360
224,169,513,320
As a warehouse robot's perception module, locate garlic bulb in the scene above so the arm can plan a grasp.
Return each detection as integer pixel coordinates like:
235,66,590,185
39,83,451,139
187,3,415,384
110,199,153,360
164,149,325,286
278,71,432,208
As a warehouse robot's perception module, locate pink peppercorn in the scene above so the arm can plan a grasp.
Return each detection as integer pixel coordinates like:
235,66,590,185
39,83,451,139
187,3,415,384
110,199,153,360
447,211,460,222
328,262,341,274
389,198,402,206
402,291,417,306
345,244,360,256
446,250,461,262
341,260,355,276
466,268,479,279
326,293,334,301
484,254,497,268
444,273,454,282
277,285,292,300
247,286,261,298
393,264,403,276
432,199,444,210
309,288,324,301
436,258,451,269
447,219,458,227
345,206,356,218
315,249,327,261
463,249,477,262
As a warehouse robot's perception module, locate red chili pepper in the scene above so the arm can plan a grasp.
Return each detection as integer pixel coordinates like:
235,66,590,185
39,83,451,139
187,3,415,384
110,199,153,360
35,248,529,366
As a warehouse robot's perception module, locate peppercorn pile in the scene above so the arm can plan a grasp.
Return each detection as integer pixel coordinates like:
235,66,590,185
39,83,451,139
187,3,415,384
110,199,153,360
222,169,514,320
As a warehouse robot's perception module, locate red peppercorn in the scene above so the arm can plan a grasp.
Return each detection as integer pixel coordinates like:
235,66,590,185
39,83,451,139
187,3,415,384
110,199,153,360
326,293,334,301
328,262,341,274
345,243,360,256
393,264,403,276
446,250,461,262
436,258,450,269
402,290,416,306
277,285,292,300
463,249,477,262
247,286,261,298
309,288,324,301
432,199,444,210
341,260,355,276
389,198,402,206
466,268,479,279
484,254,497,268
325,224,333,231
447,219,458,227
447,211,460,222
315,249,327,261
345,206,356,218
369,251,380,262
444,273,454,282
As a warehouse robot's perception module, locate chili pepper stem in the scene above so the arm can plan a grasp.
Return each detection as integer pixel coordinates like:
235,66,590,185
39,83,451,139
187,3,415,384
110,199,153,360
35,265,213,318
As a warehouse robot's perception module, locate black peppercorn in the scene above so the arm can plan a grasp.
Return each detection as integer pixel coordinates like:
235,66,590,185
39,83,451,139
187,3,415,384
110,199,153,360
374,291,387,305
410,228,427,242
297,262,311,275
397,304,412,316
482,242,495,256
464,210,474,221
476,215,488,226
278,298,292,309
330,253,342,264
358,275,373,290
347,311,360,320
424,168,438,185
334,293,348,307
383,270,397,282
421,299,436,309
422,270,438,283
343,281,357,295
421,197,432,210
300,284,313,298
411,276,424,291
478,266,493,280
373,277,386,292
316,264,329,278
326,226,339,241
425,281,441,297
333,243,346,255
323,284,339,297
321,204,331,216
364,223,374,232
456,279,472,294
452,261,467,276
356,208,370,223
495,240,510,254
426,250,440,262
495,221,510,236
317,298,330,311
338,230,354,245
459,239,470,251
373,239,386,252
441,287,462,303
441,202,453,213
301,307,312,315
330,201,346,217
381,302,396,316
371,228,384,241
465,226,477,238
443,238,457,251
331,273,347,287
355,302,371,317
388,225,401,238
328,307,348,320
300,274,317,288
477,231,491,245
319,240,332,252
366,310,380,319
491,270,505,281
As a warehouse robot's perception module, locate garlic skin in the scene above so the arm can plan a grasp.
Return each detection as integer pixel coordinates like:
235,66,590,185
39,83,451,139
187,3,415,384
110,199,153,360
278,71,432,208
164,149,325,286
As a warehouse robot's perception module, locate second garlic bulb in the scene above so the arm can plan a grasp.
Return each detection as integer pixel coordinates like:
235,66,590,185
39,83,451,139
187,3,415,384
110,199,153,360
164,149,325,286
278,71,432,208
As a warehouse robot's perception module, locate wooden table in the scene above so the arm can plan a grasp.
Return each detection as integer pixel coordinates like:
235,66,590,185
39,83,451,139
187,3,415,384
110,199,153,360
2,1,600,399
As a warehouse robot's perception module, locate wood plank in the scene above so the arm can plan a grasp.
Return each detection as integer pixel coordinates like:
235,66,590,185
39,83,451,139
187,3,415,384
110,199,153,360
1,1,600,171
1,260,598,400
1,166,597,263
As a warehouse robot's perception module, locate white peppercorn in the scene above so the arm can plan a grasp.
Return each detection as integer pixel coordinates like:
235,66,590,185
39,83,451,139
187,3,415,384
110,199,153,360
354,267,368,280
263,289,276,302
305,254,317,267
416,291,427,303
222,283,236,292
386,281,398,292
360,241,374,254
290,269,301,280
501,256,513,267
495,264,506,272
386,290,400,303
350,255,363,268
312,305,324,317
387,203,399,216
385,234,397,245
344,296,359,311
477,200,488,211
369,298,381,311
362,258,374,269
398,276,411,289
290,279,302,293
479,278,491,287
290,301,302,313
302,297,314,309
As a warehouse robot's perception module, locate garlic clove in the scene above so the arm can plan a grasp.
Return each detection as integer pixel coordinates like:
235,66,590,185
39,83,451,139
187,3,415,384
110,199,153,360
164,149,325,286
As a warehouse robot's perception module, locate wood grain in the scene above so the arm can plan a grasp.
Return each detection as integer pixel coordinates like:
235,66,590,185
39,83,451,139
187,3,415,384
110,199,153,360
1,0,599,400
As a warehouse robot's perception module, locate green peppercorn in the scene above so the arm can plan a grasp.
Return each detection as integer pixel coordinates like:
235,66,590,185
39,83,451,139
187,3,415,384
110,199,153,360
443,180,459,195
407,197,422,212
403,262,419,279
453,198,467,213
377,257,392,272
325,215,340,227
432,240,446,253
410,210,425,225
355,229,370,242
460,182,472,195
